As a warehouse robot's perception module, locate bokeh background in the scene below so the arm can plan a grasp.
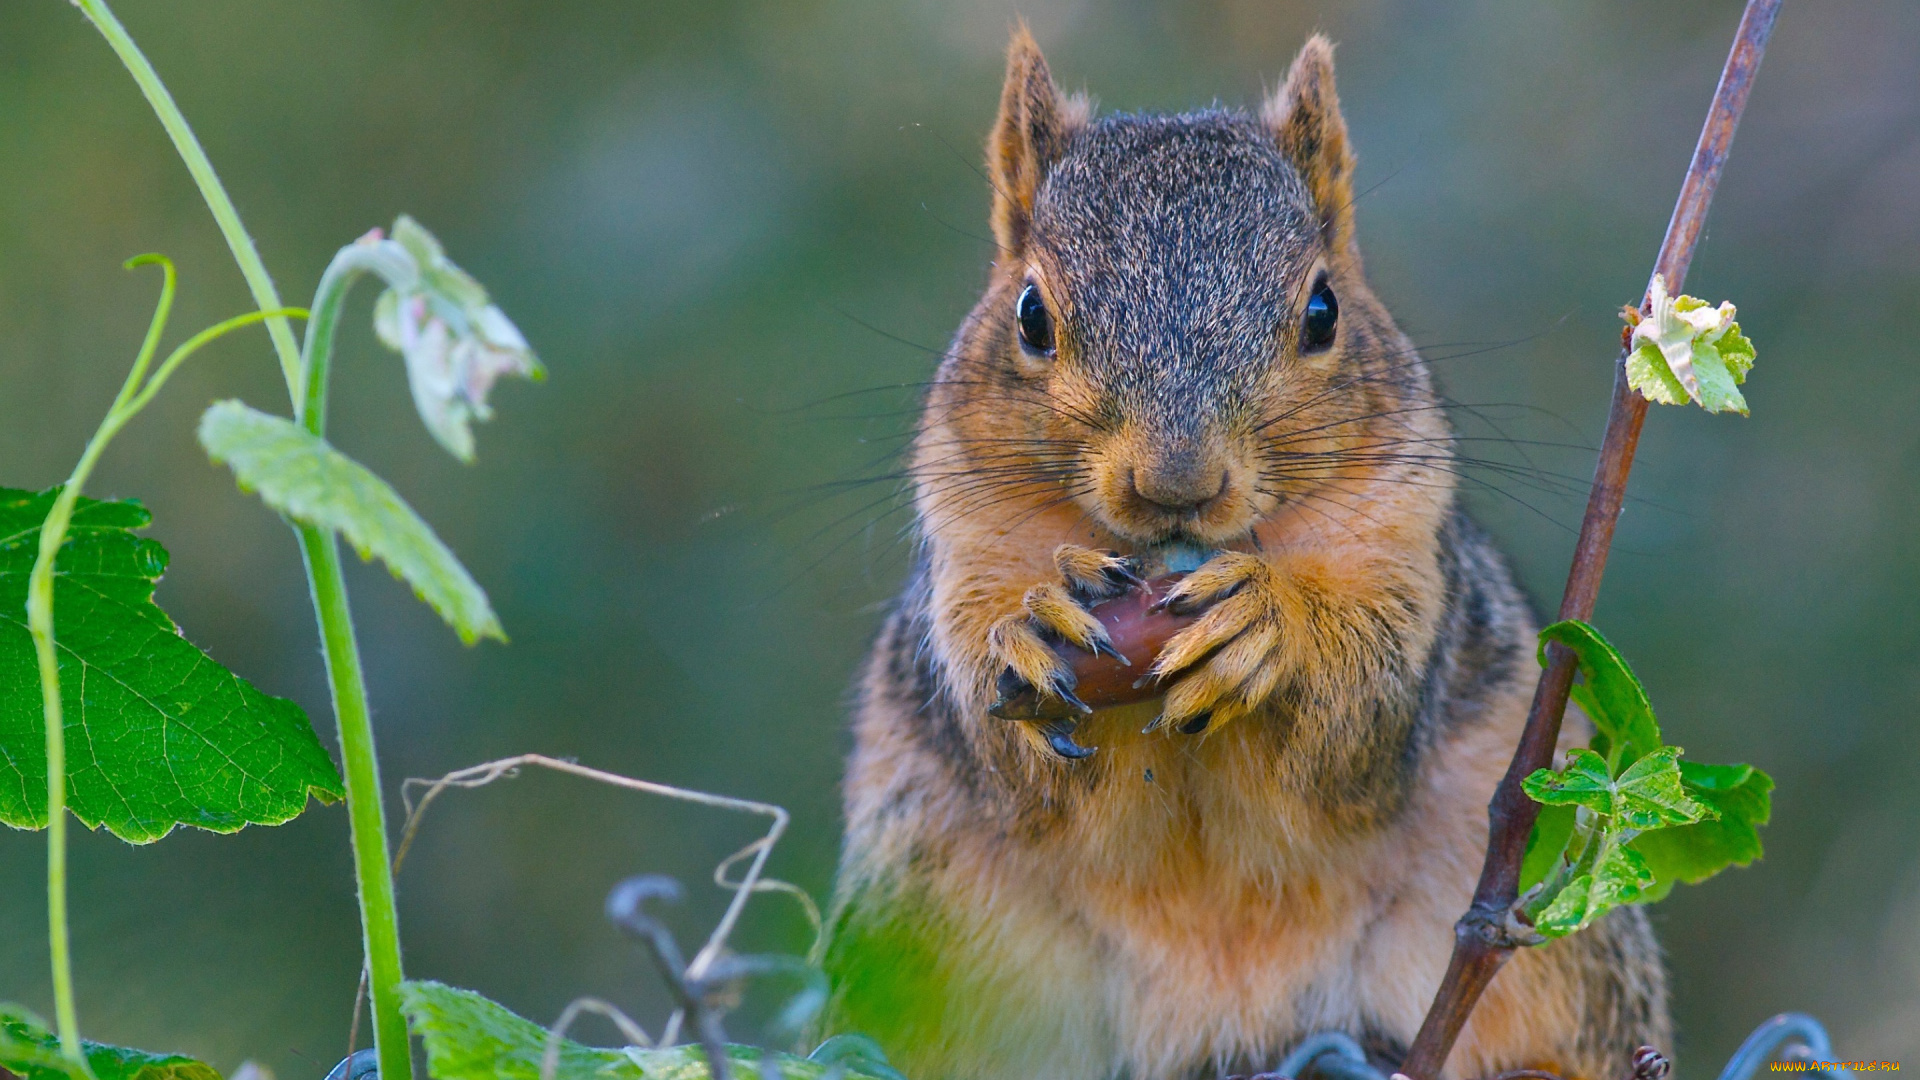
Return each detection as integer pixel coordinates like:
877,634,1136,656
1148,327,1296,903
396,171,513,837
3,0,1917,1075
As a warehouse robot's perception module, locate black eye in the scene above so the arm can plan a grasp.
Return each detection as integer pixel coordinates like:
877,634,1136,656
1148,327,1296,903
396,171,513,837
1016,283,1056,356
1301,275,1338,351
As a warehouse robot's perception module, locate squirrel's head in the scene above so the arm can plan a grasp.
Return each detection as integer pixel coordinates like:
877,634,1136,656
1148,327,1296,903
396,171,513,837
921,29,1433,551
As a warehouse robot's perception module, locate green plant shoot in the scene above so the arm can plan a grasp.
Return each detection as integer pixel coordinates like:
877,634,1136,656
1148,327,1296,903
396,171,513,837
1624,273,1757,415
1517,621,1773,938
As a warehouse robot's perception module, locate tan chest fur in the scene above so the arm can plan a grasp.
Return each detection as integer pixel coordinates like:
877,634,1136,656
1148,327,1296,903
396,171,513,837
855,692,1597,1080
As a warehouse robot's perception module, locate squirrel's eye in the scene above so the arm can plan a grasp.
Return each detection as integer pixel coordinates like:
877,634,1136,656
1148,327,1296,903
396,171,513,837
1016,283,1056,356
1302,276,1339,352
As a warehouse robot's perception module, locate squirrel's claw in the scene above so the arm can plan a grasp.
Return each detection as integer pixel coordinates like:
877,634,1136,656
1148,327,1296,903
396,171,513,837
1040,720,1096,760
1055,684,1094,715
991,672,1097,759
989,666,1044,720
1177,712,1213,735
985,546,1136,755
1023,580,1121,660
1055,544,1145,601
1088,636,1132,667
987,662,1088,720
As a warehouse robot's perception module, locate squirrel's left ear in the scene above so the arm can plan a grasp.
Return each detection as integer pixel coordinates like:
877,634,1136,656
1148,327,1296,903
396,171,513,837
1265,35,1358,256
988,25,1089,256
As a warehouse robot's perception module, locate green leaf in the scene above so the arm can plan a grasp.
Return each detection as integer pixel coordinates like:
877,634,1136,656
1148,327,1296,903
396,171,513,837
1522,748,1615,815
1523,748,1710,829
1625,342,1690,406
1632,762,1772,900
1519,803,1578,893
1718,321,1756,380
1686,338,1749,415
2,1003,222,1080
1612,747,1714,830
1538,621,1662,767
400,982,631,1080
1522,616,1771,926
399,981,899,1080
197,401,504,644
1533,841,1655,939
0,487,343,843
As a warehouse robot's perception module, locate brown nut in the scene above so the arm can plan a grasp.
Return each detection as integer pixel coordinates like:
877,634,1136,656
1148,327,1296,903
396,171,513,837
1060,573,1195,710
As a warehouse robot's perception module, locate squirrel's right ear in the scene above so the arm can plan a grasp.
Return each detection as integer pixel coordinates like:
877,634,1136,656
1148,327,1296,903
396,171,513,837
988,26,1087,256
1265,35,1358,256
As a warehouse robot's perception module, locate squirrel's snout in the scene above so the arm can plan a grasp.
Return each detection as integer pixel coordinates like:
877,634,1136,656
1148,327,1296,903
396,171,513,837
1127,460,1228,516
1086,438,1258,543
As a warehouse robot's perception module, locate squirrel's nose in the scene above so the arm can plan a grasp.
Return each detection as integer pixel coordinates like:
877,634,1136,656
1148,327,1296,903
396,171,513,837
1130,461,1228,515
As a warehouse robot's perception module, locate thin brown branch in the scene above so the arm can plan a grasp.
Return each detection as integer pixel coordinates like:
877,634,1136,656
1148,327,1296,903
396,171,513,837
1398,2,1785,1076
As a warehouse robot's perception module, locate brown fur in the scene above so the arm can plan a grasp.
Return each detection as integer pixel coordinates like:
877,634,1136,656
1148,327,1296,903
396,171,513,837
823,31,1669,1080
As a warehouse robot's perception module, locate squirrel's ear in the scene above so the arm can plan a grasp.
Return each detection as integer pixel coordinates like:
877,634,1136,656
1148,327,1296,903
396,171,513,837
988,25,1087,255
1265,35,1357,254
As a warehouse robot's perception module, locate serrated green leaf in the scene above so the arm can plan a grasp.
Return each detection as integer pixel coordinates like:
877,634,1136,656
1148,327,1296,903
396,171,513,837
1682,759,1771,825
197,401,503,644
1719,322,1756,379
400,981,899,1080
1686,339,1749,415
1632,762,1772,898
1532,872,1592,938
1519,802,1578,893
1522,749,1615,814
1538,621,1662,768
2,1003,222,1080
1523,748,1710,829
1626,342,1690,406
399,981,631,1080
1523,616,1769,926
1612,747,1714,830
0,487,343,843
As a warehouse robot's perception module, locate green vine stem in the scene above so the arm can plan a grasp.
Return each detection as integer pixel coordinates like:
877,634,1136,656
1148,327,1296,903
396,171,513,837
298,242,418,430
28,253,297,1075
291,240,424,1080
70,6,416,1080
297,523,409,1079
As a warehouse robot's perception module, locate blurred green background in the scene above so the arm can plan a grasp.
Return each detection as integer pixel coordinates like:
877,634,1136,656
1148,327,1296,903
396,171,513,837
3,0,1916,1074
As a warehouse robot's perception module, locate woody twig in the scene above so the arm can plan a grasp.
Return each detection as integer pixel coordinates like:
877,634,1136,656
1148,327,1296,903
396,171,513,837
1399,2,1784,1076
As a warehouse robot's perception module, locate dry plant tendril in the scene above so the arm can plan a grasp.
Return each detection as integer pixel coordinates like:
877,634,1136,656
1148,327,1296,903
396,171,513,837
388,754,824,1051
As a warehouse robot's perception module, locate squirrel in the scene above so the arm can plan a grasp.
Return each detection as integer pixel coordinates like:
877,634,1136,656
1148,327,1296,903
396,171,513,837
820,28,1669,1080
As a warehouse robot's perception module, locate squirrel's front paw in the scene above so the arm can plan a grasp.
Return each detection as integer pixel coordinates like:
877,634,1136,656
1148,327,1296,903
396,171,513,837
1146,551,1285,734
986,545,1142,720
